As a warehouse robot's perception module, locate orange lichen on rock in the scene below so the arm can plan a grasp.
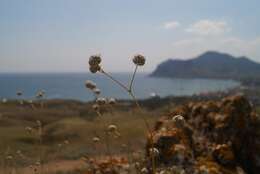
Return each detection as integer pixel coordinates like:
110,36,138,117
212,144,235,166
147,95,260,174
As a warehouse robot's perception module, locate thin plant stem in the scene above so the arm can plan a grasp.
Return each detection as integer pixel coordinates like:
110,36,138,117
100,69,129,92
127,91,152,133
100,69,156,174
104,131,112,161
129,65,138,91
128,91,155,174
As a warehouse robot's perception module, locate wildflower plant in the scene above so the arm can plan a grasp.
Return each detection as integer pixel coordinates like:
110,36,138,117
86,54,157,173
87,54,150,129
36,89,46,108
16,90,23,105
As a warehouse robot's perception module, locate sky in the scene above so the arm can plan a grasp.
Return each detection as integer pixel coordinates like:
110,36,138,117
0,0,260,73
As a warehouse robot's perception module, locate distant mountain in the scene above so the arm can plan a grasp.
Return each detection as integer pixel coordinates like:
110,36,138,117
150,51,260,80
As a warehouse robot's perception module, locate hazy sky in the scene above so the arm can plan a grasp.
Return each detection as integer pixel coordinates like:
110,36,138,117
1,0,260,73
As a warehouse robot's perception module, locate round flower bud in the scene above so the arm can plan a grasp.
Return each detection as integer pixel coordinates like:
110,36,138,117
25,126,33,134
89,64,101,73
93,88,101,95
89,55,102,66
92,104,100,111
27,100,33,104
85,80,97,90
133,54,146,66
141,168,149,174
36,120,42,127
96,97,107,105
149,147,160,156
6,155,13,160
17,91,22,96
64,140,69,145
107,124,117,132
92,137,100,143
108,98,116,105
172,115,185,128
36,91,44,98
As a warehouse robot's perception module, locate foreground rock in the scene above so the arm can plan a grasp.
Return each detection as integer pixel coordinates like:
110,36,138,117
147,95,260,174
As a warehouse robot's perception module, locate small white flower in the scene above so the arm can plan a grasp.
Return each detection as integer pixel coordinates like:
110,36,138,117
64,140,69,145
36,120,42,127
25,126,33,134
36,90,45,98
107,124,117,132
6,155,13,160
35,161,41,166
96,97,107,105
92,137,100,143
149,147,160,156
92,104,100,111
172,115,185,128
108,98,116,105
141,167,149,174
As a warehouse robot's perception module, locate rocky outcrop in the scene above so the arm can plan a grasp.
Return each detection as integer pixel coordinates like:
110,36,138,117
147,95,260,174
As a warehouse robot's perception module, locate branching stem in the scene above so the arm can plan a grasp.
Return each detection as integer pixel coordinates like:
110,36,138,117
100,69,129,92
100,68,156,174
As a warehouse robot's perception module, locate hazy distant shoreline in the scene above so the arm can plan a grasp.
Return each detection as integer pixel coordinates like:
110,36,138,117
0,73,239,101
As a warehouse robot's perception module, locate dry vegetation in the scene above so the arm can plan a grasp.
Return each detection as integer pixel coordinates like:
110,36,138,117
0,99,161,174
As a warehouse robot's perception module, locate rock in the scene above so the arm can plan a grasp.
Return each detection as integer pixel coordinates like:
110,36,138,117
212,144,235,166
147,95,260,174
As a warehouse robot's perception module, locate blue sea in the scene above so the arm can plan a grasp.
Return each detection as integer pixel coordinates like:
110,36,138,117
0,73,239,101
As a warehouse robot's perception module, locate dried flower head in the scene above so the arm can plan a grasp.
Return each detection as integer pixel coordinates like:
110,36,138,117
149,147,160,156
36,120,42,127
2,98,7,103
108,98,116,105
141,167,149,174
92,137,100,143
17,91,22,96
172,115,185,128
121,144,127,149
81,156,88,162
89,64,101,73
96,97,107,105
35,161,41,166
89,55,102,66
64,140,70,145
27,100,33,104
25,126,33,134
134,162,141,169
92,104,100,112
93,88,101,95
133,54,146,66
113,132,121,139
6,155,13,160
36,90,44,98
85,80,97,90
89,55,102,73
107,124,117,132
